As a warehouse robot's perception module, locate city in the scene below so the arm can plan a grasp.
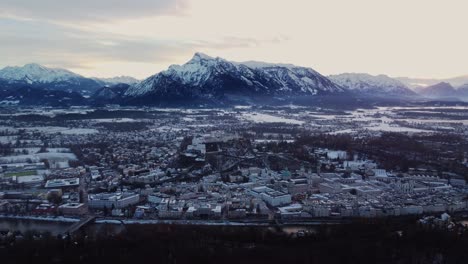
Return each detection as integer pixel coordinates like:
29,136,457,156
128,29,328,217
2,0,468,262
1,105,466,227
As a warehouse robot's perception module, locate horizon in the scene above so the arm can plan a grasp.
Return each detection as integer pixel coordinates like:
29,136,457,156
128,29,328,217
1,0,468,79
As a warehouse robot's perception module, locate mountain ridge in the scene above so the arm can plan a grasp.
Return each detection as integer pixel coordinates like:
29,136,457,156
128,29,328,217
329,73,416,96
123,52,345,105
0,63,101,94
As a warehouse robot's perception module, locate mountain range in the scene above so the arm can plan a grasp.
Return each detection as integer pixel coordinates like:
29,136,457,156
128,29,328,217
328,73,415,96
397,75,468,89
123,53,345,105
0,63,102,94
414,82,468,99
0,53,466,106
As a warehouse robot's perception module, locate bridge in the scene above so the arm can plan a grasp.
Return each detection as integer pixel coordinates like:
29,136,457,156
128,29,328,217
63,215,96,234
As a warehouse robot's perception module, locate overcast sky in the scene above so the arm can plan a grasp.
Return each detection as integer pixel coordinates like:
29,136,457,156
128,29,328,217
0,0,467,79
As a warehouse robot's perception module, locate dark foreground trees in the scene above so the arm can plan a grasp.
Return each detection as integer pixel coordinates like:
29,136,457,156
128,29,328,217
1,219,468,264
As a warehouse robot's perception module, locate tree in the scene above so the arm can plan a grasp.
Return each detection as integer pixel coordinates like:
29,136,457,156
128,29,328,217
103,205,108,216
48,192,62,205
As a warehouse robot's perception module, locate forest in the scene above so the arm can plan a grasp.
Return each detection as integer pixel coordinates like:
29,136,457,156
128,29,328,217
1,218,468,264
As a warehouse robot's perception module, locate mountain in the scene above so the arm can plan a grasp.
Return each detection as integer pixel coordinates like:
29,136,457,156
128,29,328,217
90,83,130,105
397,75,468,89
0,63,101,94
328,73,416,96
0,86,85,106
455,83,468,98
417,82,458,98
124,53,344,105
93,76,139,86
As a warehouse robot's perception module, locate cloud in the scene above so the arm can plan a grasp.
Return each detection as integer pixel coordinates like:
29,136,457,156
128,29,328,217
0,17,273,78
0,0,189,22
2,0,466,79
0,18,182,64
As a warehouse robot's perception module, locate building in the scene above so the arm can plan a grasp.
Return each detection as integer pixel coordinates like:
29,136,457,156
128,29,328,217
59,203,88,216
355,186,382,197
45,178,80,189
186,203,222,219
318,182,341,194
288,178,309,195
278,204,303,218
88,192,140,209
33,204,57,215
261,191,291,207
249,186,275,198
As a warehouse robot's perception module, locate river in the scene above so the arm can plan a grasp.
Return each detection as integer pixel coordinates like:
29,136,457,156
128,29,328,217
0,218,319,236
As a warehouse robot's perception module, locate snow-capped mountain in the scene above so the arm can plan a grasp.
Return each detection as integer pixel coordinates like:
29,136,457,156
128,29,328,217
417,82,458,98
0,63,101,93
124,53,344,105
93,76,139,86
328,73,415,96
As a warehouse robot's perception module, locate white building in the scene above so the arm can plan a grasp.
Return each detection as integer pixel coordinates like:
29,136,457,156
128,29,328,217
45,178,80,189
261,191,291,207
88,192,140,209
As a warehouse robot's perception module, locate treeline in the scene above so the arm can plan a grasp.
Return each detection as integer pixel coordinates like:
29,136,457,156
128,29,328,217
1,220,468,263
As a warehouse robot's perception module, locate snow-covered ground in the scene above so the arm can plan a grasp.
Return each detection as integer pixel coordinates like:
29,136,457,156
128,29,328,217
23,126,98,134
0,152,77,164
241,113,304,125
89,118,137,123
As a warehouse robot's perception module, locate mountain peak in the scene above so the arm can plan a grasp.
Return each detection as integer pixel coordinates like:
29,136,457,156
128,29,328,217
124,53,344,101
191,52,215,62
23,63,47,69
0,63,102,93
436,82,452,87
418,81,457,97
0,63,80,82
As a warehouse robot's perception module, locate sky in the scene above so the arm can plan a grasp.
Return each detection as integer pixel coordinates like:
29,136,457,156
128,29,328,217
0,0,467,79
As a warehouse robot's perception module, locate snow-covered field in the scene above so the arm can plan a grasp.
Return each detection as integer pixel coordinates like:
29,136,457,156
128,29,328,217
0,135,18,143
254,139,295,143
242,113,304,125
323,107,463,134
23,126,98,134
0,152,77,164
90,118,138,123
365,122,432,133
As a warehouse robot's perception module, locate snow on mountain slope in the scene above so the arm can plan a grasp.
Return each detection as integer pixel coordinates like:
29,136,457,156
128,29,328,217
125,53,344,100
0,63,81,83
0,63,101,93
329,73,415,96
93,76,139,85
